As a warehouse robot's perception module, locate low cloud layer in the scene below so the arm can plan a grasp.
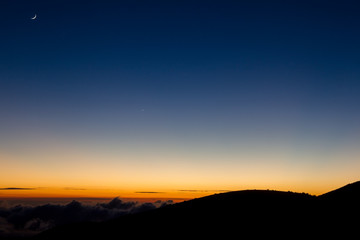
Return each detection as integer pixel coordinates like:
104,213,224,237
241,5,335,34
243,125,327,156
0,198,172,237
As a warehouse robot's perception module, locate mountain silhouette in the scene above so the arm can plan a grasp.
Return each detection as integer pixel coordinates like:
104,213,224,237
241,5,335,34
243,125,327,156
319,181,360,201
31,182,360,239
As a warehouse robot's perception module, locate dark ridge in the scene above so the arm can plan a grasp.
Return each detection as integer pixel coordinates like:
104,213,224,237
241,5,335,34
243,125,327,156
318,181,360,201
27,183,360,239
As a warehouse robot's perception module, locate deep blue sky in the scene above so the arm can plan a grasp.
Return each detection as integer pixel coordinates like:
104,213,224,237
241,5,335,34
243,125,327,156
1,0,360,194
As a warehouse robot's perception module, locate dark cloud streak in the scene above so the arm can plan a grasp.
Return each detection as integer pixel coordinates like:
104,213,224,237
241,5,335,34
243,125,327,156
62,187,87,191
178,190,229,193
135,191,165,194
0,188,36,190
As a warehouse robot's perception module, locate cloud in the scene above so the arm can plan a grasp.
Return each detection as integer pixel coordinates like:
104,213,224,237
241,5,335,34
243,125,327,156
0,188,36,190
0,197,173,238
178,189,229,193
63,187,87,191
0,200,9,208
135,191,166,194
98,197,136,210
24,218,52,232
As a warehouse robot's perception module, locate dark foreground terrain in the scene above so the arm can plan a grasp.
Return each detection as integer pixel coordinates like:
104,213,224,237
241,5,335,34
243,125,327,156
11,181,360,239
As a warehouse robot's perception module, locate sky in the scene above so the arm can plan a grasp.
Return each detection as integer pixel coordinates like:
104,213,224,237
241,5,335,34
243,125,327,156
1,0,360,199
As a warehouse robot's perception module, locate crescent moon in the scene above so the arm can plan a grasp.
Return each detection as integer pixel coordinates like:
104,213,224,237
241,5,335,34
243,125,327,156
31,14,37,20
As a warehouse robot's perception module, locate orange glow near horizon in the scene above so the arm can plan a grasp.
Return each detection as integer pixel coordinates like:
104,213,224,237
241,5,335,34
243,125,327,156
0,179,356,200
0,187,212,200
1,139,360,200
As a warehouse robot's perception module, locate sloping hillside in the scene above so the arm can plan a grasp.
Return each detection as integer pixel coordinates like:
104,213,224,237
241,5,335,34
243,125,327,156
33,183,360,239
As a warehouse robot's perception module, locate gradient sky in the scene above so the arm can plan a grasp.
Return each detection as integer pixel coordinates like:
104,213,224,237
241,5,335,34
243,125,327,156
1,0,360,198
